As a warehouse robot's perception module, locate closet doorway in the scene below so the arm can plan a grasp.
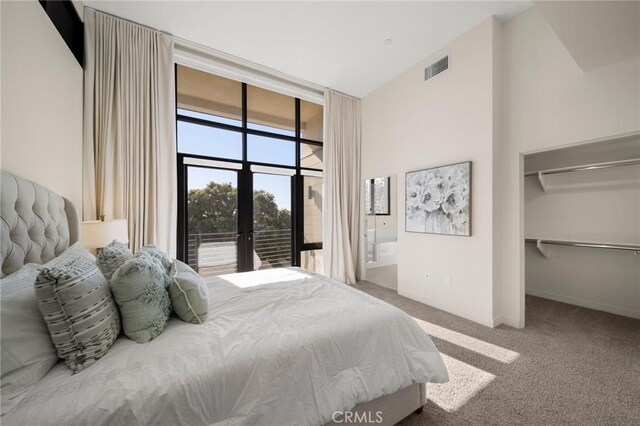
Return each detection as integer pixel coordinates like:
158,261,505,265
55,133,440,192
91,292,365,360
523,133,640,319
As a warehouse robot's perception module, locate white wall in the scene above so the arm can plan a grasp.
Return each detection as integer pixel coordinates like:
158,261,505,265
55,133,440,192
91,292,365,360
1,0,84,209
362,5,639,328
524,164,640,318
495,6,640,327
362,18,499,327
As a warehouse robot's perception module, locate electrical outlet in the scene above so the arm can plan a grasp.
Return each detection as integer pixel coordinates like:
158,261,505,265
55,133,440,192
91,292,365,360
445,274,452,285
425,272,430,280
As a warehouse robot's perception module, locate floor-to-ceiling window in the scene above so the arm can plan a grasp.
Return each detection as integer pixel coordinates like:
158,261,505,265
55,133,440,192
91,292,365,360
175,65,323,276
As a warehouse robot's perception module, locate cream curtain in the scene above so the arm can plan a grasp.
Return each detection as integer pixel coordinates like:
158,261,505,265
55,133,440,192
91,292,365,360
323,90,362,284
83,9,177,256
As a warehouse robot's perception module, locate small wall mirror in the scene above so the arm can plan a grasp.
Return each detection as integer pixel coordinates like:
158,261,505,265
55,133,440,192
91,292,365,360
365,177,390,215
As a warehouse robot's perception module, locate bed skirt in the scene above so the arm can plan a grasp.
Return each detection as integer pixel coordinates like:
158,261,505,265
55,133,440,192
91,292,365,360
324,383,426,426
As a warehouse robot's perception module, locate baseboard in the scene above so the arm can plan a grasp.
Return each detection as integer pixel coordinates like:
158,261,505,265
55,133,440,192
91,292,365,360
525,288,640,320
372,280,398,291
492,315,521,328
398,288,495,328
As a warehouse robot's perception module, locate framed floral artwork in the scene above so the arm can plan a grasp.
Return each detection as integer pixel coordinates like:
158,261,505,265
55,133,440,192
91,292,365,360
405,161,471,236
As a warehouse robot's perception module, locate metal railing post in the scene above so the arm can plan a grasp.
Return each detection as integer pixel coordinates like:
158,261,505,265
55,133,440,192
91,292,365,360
195,234,201,270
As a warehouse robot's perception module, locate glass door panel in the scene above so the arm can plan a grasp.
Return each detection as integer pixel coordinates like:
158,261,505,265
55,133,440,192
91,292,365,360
186,166,239,277
301,249,323,274
253,173,292,270
303,175,323,244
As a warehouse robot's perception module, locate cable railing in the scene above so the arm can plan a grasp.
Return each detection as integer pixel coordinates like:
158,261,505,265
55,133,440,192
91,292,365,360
187,229,292,277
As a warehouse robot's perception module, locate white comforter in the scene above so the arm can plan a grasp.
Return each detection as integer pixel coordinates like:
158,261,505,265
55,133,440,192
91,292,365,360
3,268,448,426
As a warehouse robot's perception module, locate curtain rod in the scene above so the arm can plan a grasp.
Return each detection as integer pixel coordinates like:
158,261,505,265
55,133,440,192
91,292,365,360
85,7,355,100
85,7,172,36
174,36,328,98
325,88,360,100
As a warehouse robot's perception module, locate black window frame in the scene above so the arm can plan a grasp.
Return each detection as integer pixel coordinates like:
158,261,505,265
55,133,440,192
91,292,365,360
175,65,323,271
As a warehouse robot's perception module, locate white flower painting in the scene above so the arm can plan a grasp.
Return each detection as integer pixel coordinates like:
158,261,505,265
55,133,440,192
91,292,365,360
405,162,471,236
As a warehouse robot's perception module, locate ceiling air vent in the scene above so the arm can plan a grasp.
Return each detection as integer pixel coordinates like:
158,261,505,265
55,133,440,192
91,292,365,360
425,55,449,81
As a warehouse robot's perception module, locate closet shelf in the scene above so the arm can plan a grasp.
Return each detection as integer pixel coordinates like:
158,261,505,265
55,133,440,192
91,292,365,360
524,158,640,192
525,238,640,257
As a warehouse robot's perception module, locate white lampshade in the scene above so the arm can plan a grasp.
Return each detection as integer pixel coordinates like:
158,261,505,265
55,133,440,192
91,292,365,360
80,219,129,249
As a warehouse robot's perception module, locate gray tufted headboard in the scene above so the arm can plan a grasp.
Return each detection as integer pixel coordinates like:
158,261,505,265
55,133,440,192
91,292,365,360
0,171,80,277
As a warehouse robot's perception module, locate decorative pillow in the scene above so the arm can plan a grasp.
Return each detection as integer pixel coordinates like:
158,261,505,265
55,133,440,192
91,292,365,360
169,260,209,324
35,255,121,373
96,240,133,281
110,254,171,343
0,243,94,414
135,245,171,276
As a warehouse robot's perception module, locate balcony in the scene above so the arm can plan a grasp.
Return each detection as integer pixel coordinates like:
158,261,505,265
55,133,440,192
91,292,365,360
187,229,292,277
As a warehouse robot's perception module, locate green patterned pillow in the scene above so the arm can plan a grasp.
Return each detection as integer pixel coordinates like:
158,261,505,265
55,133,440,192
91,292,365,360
35,256,121,373
136,245,171,274
96,240,133,281
169,260,209,324
110,253,171,343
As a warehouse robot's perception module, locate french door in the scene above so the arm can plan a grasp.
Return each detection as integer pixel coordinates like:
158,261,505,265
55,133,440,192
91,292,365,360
178,158,294,276
252,169,294,271
175,64,324,276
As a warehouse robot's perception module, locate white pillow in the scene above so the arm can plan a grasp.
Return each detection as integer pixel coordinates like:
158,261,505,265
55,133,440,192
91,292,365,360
0,243,94,414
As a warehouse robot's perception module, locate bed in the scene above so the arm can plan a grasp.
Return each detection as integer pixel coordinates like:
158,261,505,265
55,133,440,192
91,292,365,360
0,171,448,425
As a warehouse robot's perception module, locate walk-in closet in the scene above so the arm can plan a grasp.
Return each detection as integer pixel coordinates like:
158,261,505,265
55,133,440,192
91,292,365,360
524,134,640,319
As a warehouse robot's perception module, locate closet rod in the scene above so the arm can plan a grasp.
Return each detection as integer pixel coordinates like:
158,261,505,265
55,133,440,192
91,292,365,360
524,158,640,177
525,238,640,253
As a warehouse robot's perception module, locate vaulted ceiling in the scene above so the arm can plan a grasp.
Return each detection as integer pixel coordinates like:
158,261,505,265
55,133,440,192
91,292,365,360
84,1,532,97
535,0,640,71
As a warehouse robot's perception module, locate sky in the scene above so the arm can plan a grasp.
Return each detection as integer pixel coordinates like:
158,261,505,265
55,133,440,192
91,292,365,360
187,167,291,211
179,109,293,209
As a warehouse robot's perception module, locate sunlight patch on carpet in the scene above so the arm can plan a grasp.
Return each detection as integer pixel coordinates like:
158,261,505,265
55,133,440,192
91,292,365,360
428,353,495,412
413,317,520,363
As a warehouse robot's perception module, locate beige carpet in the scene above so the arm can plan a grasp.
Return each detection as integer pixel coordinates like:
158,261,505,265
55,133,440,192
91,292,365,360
353,282,640,426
